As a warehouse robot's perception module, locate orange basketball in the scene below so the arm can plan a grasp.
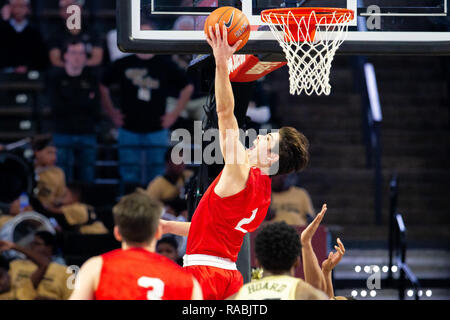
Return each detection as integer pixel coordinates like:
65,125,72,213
204,6,250,52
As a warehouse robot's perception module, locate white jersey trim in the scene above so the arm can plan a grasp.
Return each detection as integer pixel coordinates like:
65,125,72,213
183,254,237,270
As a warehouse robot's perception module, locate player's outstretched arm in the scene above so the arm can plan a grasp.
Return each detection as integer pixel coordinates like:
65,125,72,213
159,219,191,237
300,204,328,292
206,24,249,198
322,238,345,299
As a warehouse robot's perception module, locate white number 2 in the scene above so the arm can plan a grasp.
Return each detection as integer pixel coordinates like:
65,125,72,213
234,209,259,234
138,277,165,300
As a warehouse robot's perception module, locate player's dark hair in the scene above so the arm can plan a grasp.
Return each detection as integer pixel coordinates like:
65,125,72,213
255,222,301,274
274,127,309,175
113,189,163,244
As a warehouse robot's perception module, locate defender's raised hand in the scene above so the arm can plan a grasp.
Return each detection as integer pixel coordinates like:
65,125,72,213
301,204,327,246
322,238,346,273
206,23,242,64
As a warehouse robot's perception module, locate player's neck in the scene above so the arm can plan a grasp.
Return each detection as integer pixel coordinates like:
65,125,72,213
122,239,157,253
263,270,293,278
248,157,270,175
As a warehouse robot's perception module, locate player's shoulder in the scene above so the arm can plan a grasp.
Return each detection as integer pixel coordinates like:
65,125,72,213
81,255,103,271
99,248,124,261
295,278,329,300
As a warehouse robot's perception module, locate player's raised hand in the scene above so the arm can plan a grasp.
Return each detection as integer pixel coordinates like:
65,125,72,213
206,23,242,64
300,204,327,246
322,238,345,273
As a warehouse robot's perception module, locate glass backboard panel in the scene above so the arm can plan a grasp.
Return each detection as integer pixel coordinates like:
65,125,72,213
117,0,450,55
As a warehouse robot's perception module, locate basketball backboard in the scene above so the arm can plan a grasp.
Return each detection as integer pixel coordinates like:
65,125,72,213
117,0,450,56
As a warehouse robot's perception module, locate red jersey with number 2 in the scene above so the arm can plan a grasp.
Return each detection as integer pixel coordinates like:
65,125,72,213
94,248,194,300
186,167,271,262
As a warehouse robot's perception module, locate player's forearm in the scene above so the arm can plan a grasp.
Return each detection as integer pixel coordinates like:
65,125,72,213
215,61,235,120
161,220,191,237
301,244,327,292
322,269,335,299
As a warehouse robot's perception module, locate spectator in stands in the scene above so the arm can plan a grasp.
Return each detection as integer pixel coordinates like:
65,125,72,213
300,204,346,299
270,174,315,226
32,135,107,234
0,231,73,300
0,197,21,229
47,40,100,183
100,23,194,185
146,147,193,203
156,236,182,266
230,222,328,300
69,189,202,300
45,184,109,235
0,0,48,73
33,135,66,208
48,0,103,67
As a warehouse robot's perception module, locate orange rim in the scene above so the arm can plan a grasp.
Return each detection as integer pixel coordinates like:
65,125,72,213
261,7,354,24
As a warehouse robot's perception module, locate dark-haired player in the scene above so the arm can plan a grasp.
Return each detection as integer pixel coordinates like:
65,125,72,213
230,222,328,300
69,190,202,300
161,23,310,300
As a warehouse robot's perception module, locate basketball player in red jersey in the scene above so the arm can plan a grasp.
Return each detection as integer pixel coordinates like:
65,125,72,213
160,23,310,300
69,190,202,300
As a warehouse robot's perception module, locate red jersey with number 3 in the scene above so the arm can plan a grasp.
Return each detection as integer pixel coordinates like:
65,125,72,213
186,167,271,262
94,248,194,300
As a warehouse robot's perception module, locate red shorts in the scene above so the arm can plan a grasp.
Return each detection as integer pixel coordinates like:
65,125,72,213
185,265,243,300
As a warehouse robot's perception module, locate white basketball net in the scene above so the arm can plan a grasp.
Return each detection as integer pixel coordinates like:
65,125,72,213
262,10,353,96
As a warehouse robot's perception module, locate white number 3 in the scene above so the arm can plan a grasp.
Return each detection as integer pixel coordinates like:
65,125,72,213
235,209,259,234
138,277,165,300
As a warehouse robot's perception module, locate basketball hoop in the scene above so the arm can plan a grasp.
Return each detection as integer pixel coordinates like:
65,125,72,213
261,7,354,96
